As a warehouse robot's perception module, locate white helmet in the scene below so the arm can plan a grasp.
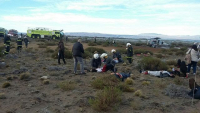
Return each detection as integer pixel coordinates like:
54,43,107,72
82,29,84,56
126,43,131,47
93,53,99,59
111,49,116,53
100,53,107,58
18,35,21,38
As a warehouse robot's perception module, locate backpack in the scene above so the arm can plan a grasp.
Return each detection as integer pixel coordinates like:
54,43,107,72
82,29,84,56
185,49,191,65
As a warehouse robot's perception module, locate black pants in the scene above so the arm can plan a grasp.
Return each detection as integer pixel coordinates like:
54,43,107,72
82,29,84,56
4,46,10,54
25,43,28,48
17,46,22,53
106,64,114,72
127,58,132,64
58,50,66,64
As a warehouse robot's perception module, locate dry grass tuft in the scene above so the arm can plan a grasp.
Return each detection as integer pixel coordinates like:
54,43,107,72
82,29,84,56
0,93,6,99
2,82,11,88
134,90,143,97
43,80,50,85
125,78,134,85
142,81,150,86
89,87,122,111
173,77,184,85
19,72,30,80
57,81,76,91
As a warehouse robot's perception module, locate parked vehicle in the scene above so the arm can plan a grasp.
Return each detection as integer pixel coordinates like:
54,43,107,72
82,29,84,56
147,37,169,48
8,29,18,37
27,27,65,39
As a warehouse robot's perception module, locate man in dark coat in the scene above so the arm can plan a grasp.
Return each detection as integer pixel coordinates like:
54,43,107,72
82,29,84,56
126,43,133,64
72,39,85,74
3,34,11,55
58,40,66,64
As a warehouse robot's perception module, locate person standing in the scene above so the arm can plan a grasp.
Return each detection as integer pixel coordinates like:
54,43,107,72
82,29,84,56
3,34,11,55
186,45,199,77
72,39,86,74
16,35,23,53
24,36,29,48
126,43,133,64
58,40,66,65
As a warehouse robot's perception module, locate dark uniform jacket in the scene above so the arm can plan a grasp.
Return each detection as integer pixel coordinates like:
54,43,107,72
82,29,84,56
4,36,11,46
113,52,121,59
72,42,84,57
91,58,101,68
127,46,133,57
17,38,22,46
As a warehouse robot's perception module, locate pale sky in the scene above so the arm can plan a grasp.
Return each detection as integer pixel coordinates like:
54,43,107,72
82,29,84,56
0,0,200,35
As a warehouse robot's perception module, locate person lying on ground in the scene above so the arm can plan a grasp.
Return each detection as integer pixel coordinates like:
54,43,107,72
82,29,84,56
111,72,131,81
188,78,200,99
142,70,175,78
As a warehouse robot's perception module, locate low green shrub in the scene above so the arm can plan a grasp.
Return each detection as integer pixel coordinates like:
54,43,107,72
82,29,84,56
102,42,109,47
82,51,92,59
89,87,122,111
138,57,168,71
166,60,176,66
45,42,57,46
85,47,106,54
116,49,127,54
134,49,153,55
88,42,97,46
155,54,163,58
45,48,54,53
175,51,185,56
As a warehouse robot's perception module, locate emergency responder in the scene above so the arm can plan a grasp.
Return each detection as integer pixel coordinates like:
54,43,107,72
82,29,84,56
17,35,23,53
3,34,11,55
126,43,133,64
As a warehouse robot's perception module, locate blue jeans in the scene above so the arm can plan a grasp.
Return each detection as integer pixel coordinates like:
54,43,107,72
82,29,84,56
187,61,197,74
115,73,130,81
73,56,84,73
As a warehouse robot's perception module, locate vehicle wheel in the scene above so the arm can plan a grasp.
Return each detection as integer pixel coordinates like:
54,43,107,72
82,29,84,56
31,34,35,39
52,35,56,40
37,35,41,39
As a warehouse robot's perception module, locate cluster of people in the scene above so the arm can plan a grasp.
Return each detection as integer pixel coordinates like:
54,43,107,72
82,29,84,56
3,34,29,55
58,39,133,81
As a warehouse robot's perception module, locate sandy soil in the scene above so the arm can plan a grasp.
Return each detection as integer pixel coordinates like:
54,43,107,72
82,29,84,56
0,38,200,113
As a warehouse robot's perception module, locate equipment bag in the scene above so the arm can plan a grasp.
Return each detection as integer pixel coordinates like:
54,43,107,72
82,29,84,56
185,49,191,65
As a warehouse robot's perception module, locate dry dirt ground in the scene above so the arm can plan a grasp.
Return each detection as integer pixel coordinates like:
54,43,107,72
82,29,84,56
0,38,200,113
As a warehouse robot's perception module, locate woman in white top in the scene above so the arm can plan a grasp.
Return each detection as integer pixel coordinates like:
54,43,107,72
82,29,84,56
186,45,199,76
